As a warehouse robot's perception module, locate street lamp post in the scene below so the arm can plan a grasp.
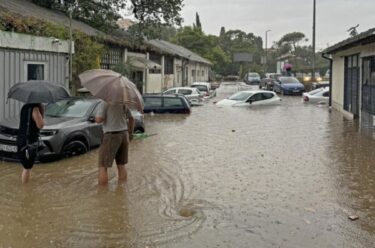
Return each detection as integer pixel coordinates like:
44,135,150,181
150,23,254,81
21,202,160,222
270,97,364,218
312,0,316,81
265,29,271,74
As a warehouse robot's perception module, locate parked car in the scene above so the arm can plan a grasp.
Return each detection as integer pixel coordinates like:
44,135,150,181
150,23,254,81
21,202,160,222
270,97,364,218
191,82,216,98
216,90,281,107
244,72,261,85
259,73,281,90
273,76,305,95
302,87,330,104
311,81,329,90
163,87,203,103
0,98,145,161
143,94,191,114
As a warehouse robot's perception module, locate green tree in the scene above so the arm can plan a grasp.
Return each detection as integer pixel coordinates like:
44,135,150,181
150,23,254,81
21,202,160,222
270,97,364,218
31,0,183,33
278,32,306,54
195,12,202,31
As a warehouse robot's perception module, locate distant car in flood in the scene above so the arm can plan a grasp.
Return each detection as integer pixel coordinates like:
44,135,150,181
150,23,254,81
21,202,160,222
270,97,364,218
143,94,191,114
244,72,261,85
163,87,203,104
302,87,330,104
259,73,281,90
273,76,305,95
216,90,281,107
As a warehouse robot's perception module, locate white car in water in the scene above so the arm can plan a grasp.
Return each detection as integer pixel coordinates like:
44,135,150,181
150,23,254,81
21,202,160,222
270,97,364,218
216,90,281,107
302,87,330,104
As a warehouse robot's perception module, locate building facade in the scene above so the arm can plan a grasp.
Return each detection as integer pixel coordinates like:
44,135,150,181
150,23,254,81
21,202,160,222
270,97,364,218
324,29,375,128
0,30,72,119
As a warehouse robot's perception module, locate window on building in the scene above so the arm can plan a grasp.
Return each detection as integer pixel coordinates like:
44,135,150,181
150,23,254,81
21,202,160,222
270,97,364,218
192,70,196,77
362,56,375,115
164,57,174,74
27,64,45,80
202,70,205,77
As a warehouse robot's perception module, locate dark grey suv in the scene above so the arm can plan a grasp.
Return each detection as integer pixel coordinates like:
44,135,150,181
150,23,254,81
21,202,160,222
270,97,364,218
0,98,144,161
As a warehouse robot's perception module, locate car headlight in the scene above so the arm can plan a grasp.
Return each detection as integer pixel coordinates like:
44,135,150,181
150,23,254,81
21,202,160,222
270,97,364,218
316,77,322,82
40,129,59,136
303,76,311,82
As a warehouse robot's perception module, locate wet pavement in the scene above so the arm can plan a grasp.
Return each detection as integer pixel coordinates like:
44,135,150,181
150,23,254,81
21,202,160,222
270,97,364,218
1,83,375,247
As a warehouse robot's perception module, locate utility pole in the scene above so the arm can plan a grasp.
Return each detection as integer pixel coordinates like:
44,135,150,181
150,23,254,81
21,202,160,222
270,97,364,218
69,8,74,94
312,0,316,81
265,30,271,74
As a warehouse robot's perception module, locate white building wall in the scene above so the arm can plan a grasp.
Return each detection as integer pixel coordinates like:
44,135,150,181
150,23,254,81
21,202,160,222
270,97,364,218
146,74,162,93
331,55,345,112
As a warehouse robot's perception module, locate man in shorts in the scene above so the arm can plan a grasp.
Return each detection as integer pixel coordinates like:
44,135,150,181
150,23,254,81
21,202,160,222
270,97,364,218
95,101,135,185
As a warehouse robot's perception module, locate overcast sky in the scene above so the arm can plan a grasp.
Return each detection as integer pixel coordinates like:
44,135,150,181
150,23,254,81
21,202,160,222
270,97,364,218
180,0,375,51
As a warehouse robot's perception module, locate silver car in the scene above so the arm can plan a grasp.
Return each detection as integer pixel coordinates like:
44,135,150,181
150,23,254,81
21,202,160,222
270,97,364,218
0,98,144,161
163,87,203,103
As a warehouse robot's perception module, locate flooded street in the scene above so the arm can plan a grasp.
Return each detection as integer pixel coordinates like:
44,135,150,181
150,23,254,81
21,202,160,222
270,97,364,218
1,83,375,247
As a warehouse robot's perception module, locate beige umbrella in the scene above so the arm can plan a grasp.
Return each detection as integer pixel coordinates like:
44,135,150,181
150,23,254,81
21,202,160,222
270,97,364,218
78,69,143,112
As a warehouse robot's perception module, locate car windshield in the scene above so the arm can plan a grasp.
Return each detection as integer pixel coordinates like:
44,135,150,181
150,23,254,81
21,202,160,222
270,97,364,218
192,85,208,92
308,88,324,95
280,77,300,84
228,91,252,101
248,73,259,77
45,99,93,118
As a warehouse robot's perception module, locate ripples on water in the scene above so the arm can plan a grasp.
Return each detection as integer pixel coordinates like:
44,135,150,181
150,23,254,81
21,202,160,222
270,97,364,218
0,83,375,247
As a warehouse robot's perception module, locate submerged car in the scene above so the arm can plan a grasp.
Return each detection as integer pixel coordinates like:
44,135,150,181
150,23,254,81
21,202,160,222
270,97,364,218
259,73,281,90
163,87,203,103
0,98,144,161
302,87,330,104
244,72,261,85
273,76,305,95
216,90,281,107
191,82,216,98
143,94,191,114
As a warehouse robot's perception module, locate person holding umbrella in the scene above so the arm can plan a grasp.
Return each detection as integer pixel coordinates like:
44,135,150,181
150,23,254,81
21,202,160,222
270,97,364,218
79,69,143,185
17,103,44,183
8,81,70,183
95,102,135,185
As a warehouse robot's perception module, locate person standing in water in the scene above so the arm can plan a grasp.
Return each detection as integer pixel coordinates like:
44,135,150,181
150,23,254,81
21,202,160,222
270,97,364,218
17,103,44,183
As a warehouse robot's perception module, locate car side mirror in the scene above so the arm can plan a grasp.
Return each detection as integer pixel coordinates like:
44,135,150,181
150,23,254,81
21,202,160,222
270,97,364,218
88,116,96,123
247,99,253,104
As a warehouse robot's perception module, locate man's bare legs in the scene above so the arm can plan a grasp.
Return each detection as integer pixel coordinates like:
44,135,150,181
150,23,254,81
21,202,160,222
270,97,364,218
98,167,109,185
117,164,127,182
21,169,31,184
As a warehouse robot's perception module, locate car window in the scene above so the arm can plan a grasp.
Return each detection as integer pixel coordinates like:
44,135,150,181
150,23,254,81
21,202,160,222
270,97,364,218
309,88,324,95
323,91,330,97
279,77,300,84
164,98,183,107
178,89,192,95
45,99,93,118
249,93,263,102
144,97,162,107
262,93,274,100
192,85,208,92
229,91,252,101
164,89,176,95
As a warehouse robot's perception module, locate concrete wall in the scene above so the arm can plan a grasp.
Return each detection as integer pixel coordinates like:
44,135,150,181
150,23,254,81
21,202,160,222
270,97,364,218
331,55,345,113
0,30,72,54
186,62,210,85
146,74,162,93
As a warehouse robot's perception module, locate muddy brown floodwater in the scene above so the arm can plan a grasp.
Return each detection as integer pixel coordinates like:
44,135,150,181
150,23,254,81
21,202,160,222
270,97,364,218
1,83,375,248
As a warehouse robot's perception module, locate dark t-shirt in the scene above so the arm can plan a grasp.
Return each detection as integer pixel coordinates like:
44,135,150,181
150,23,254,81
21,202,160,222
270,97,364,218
17,104,41,147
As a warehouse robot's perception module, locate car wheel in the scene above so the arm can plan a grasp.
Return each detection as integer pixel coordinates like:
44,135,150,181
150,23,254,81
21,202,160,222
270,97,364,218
62,140,88,157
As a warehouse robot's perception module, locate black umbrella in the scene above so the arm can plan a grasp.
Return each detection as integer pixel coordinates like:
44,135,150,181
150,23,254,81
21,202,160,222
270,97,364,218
7,81,70,104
